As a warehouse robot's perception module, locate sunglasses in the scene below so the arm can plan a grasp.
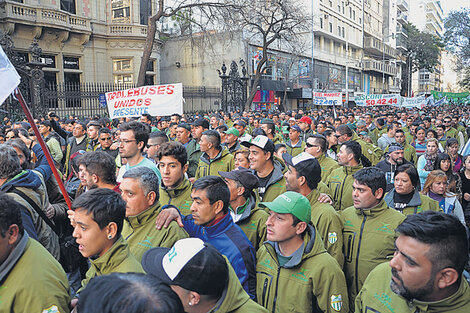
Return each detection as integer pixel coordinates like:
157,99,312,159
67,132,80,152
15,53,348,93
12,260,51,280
305,142,319,148
146,143,158,148
100,137,112,141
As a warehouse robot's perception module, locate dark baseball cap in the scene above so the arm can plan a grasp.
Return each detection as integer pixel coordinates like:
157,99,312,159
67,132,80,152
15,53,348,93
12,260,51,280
283,152,321,185
191,118,209,129
288,125,301,132
177,123,191,132
219,167,259,191
233,120,247,127
142,238,228,295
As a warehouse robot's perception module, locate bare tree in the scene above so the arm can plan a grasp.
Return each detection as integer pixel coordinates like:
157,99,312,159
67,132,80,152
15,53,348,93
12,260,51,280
226,0,310,110
137,0,239,86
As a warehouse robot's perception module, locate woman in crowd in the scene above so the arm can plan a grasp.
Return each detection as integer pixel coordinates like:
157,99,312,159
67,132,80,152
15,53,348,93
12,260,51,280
384,164,440,215
433,152,462,197
412,126,427,157
422,170,466,225
459,155,470,211
234,149,250,169
445,138,463,173
417,138,439,188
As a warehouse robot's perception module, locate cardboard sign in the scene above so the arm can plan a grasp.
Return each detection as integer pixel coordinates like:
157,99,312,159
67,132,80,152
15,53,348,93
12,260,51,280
0,46,21,105
106,83,183,119
312,92,342,106
354,94,400,106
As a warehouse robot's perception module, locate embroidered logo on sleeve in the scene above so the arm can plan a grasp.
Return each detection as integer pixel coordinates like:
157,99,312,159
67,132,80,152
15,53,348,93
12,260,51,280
331,294,343,312
42,305,60,313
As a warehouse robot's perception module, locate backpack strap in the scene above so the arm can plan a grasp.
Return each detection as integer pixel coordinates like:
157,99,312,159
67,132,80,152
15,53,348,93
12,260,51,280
8,186,60,237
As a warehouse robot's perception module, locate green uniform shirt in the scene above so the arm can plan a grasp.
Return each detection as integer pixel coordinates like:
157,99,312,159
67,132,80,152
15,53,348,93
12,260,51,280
122,201,188,261
326,163,364,211
256,224,349,313
186,139,202,178
384,190,441,216
0,236,70,313
230,194,268,252
306,188,345,268
285,139,306,157
316,153,341,183
195,147,235,179
340,201,406,309
209,257,268,313
351,133,382,165
159,177,193,216
78,236,144,294
356,262,470,313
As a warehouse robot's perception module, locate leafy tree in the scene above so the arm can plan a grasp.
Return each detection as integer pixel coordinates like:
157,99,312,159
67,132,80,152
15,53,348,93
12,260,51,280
403,23,443,73
226,0,309,110
444,9,470,90
137,0,238,86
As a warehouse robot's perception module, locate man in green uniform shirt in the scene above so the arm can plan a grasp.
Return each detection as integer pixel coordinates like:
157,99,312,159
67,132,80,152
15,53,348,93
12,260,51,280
356,211,470,313
256,192,349,313
0,193,70,313
219,167,268,251
304,134,340,182
340,167,406,310
157,141,193,215
120,166,188,261
283,152,344,268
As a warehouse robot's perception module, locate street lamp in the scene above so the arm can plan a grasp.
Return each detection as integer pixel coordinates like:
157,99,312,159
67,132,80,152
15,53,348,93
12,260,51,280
383,33,394,94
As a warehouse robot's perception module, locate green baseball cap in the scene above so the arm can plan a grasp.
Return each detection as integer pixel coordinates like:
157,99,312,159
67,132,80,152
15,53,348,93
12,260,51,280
260,191,311,222
224,127,240,137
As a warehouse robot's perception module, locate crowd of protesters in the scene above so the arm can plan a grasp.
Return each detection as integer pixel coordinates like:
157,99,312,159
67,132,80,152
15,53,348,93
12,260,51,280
1,104,470,312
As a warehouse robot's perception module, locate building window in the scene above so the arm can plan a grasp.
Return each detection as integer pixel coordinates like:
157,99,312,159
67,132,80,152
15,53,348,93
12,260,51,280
342,27,345,37
60,0,76,14
342,1,345,14
320,18,323,29
145,60,157,85
113,59,132,71
349,7,352,18
329,0,332,7
112,0,131,23
114,74,133,84
140,0,152,25
63,57,79,70
338,4,341,12
338,26,341,36
353,10,356,20
113,58,133,84
329,22,333,33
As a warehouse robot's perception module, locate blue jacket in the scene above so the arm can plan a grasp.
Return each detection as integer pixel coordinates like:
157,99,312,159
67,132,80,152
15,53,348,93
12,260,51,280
181,212,257,299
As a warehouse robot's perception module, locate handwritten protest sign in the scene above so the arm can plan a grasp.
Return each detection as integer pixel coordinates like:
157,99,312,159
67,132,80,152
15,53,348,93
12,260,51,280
312,92,342,106
106,83,183,118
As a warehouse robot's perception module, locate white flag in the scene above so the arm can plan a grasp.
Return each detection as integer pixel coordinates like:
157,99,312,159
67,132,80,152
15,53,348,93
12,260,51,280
0,46,20,105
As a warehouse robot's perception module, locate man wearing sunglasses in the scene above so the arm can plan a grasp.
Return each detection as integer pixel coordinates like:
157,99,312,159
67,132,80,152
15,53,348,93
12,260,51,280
96,128,119,159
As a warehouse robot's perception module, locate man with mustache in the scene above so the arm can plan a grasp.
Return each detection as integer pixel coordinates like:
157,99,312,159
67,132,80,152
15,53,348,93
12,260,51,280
355,211,470,312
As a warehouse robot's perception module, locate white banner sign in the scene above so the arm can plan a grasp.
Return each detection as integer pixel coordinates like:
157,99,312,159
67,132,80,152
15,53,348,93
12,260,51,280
354,94,400,106
401,95,426,108
312,92,342,106
106,83,183,119
0,46,21,105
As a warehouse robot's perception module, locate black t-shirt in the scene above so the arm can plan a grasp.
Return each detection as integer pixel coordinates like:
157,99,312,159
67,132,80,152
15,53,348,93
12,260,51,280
460,171,470,209
257,170,274,201
393,191,415,212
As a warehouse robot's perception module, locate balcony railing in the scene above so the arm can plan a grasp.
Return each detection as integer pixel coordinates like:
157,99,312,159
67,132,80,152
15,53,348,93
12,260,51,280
108,25,148,36
2,1,91,33
397,0,409,11
364,36,397,58
397,12,408,24
363,59,398,76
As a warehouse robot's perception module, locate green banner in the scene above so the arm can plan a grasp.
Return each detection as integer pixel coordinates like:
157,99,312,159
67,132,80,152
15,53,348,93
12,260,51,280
430,91,470,105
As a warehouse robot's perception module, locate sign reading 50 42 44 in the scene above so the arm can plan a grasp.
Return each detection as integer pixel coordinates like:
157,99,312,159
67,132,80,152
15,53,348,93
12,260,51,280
354,94,400,106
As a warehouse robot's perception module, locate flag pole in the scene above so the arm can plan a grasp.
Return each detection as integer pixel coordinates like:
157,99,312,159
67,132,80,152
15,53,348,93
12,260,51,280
13,88,73,210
